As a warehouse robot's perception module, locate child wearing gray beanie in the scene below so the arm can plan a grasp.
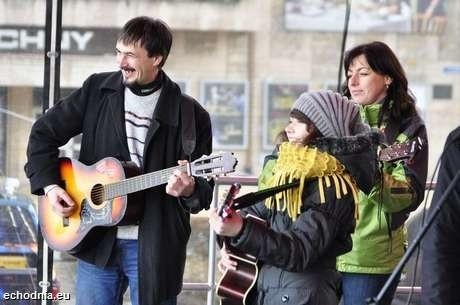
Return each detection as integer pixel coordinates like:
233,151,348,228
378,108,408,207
290,90,379,194
209,86,382,305
210,92,379,305
291,90,370,138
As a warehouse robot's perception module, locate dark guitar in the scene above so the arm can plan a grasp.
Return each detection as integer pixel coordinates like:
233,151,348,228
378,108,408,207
216,183,263,305
39,152,237,252
379,137,423,162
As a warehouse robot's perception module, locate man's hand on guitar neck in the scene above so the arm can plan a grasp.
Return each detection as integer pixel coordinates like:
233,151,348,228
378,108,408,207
166,160,196,198
44,185,77,217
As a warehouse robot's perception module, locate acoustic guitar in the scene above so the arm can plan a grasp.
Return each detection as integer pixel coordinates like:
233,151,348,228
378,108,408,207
378,137,424,162
216,183,263,305
39,152,237,252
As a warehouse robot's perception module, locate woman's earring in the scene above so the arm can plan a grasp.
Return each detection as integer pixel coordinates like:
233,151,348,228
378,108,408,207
385,77,392,89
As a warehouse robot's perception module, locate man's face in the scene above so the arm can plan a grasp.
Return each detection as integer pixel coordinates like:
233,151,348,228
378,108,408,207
115,40,162,86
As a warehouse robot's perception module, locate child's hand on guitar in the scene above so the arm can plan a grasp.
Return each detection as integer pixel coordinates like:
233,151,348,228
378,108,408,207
166,160,195,197
217,245,238,272
209,207,244,237
46,185,77,217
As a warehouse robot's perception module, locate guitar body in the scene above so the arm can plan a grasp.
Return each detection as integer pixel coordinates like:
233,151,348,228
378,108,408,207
217,214,265,305
39,157,136,252
217,247,259,305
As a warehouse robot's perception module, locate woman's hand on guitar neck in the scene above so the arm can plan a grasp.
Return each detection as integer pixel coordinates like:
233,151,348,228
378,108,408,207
46,185,77,217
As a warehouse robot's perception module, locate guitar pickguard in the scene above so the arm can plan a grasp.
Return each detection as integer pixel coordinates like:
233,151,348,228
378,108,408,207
78,198,112,233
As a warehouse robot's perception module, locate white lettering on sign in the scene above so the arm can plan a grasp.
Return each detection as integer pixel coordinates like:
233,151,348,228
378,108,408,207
0,28,95,52
0,29,18,49
20,29,45,49
70,31,94,50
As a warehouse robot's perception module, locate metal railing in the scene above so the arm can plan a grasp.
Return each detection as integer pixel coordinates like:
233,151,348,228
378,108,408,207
183,175,431,305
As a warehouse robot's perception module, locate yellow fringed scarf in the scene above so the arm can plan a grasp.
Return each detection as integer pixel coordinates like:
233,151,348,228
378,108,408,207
265,142,360,220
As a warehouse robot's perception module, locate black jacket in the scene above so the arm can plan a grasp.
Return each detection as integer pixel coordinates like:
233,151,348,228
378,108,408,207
25,71,214,305
421,126,460,305
229,134,377,305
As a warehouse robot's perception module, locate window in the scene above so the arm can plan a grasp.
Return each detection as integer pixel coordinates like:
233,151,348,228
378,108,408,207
433,84,453,100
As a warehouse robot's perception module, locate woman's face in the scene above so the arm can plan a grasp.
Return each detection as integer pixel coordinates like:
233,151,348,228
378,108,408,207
347,54,390,106
285,117,310,145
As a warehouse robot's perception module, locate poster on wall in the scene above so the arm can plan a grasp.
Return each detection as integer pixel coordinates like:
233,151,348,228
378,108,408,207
263,82,308,150
201,81,248,149
284,0,447,34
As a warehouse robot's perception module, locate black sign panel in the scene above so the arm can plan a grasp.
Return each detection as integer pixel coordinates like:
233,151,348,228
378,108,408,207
0,25,119,55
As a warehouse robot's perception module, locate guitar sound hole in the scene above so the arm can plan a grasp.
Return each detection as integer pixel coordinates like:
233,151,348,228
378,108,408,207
91,184,105,205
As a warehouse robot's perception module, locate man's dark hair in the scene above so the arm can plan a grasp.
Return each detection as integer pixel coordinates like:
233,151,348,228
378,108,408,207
118,16,172,67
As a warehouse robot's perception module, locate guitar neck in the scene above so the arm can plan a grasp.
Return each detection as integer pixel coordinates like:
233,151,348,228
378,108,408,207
104,164,186,199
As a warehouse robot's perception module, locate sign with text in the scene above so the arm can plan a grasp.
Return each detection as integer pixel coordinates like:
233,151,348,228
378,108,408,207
284,0,447,34
263,82,308,150
0,25,119,55
201,81,248,149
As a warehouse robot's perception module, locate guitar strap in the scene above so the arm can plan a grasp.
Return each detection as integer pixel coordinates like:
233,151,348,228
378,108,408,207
181,95,196,157
232,180,301,210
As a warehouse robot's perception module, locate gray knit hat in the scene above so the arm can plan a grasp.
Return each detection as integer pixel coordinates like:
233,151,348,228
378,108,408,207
292,90,370,138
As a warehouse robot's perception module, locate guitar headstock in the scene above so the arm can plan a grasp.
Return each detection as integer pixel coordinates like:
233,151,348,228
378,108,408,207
217,183,241,219
190,152,238,178
379,137,423,162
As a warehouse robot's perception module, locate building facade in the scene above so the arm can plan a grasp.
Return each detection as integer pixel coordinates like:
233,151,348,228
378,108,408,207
1,0,459,188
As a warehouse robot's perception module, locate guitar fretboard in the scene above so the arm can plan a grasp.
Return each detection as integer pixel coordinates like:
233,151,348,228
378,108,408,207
104,164,187,200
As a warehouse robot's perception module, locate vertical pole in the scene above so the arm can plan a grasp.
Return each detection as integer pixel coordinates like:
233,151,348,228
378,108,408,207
207,182,220,305
337,0,351,92
38,0,62,304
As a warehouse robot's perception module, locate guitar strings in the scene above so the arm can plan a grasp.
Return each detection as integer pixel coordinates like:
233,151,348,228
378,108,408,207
90,164,186,201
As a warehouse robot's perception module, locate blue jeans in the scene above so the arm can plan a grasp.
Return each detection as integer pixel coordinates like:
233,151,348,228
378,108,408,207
340,272,400,305
75,239,177,305
76,239,139,305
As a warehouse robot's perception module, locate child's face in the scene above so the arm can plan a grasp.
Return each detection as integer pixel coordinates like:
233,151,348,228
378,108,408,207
285,117,309,145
